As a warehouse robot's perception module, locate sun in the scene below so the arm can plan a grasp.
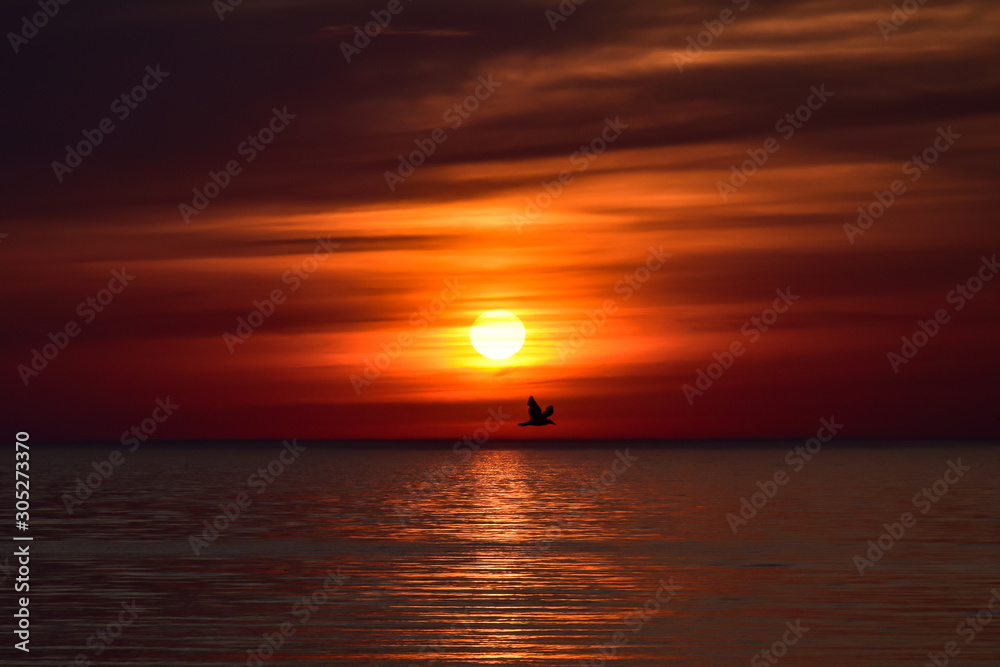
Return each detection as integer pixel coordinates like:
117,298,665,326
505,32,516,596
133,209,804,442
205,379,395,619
470,310,526,360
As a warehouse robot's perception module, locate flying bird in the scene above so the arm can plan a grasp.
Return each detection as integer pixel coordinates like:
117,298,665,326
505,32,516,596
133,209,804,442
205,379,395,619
519,396,555,426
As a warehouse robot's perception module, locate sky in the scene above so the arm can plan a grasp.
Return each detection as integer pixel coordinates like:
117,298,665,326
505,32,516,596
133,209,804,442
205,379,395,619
1,0,998,441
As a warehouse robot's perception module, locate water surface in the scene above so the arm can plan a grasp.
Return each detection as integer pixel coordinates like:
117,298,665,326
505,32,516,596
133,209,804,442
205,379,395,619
11,442,1000,666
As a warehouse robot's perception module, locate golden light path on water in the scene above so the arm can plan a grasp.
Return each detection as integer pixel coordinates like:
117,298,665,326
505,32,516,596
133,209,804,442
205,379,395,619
24,445,1000,665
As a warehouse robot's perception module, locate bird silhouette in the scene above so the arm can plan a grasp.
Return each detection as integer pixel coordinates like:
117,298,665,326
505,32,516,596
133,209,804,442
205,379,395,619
519,396,555,426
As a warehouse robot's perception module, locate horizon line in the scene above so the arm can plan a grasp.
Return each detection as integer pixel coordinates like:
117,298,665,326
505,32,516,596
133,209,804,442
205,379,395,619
33,437,1000,447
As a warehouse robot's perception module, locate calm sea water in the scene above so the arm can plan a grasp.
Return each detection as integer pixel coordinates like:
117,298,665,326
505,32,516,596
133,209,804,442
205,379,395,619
9,442,1000,666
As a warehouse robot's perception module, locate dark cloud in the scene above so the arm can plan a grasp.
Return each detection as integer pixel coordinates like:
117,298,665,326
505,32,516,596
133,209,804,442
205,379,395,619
1,0,998,439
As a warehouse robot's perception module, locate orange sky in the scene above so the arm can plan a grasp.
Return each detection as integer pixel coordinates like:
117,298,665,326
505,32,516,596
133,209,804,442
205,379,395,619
2,0,999,440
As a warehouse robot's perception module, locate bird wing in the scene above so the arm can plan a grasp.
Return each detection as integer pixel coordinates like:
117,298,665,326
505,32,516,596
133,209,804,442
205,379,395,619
527,396,542,418
542,405,554,418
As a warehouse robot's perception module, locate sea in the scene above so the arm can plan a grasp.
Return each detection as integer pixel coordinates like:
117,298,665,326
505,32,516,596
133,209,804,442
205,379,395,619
8,441,1000,666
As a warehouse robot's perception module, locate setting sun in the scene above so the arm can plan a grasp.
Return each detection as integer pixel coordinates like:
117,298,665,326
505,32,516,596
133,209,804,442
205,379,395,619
470,310,526,360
